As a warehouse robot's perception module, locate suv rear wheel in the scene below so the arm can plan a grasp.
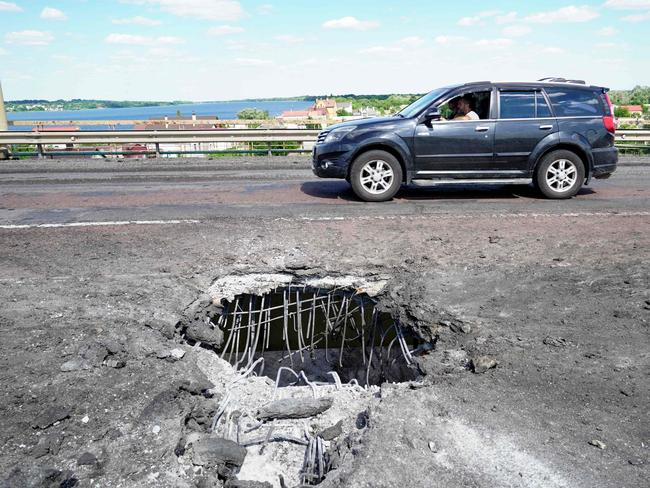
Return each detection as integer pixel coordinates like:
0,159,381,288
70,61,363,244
535,150,585,199
349,150,403,202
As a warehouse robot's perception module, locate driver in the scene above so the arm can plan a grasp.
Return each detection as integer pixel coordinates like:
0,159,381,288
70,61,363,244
453,96,479,121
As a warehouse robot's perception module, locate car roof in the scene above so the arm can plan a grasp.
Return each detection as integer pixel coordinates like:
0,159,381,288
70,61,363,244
451,81,607,91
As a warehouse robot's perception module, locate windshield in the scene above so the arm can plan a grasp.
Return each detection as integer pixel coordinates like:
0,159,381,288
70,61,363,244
397,87,452,118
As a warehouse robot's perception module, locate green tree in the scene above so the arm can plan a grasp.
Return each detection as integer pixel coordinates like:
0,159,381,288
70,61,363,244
614,106,630,118
336,109,348,116
237,108,270,120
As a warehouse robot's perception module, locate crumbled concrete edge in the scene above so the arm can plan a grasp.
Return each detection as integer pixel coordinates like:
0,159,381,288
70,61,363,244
206,273,388,304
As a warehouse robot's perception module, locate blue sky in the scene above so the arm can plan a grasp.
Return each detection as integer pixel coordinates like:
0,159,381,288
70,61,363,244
0,0,649,101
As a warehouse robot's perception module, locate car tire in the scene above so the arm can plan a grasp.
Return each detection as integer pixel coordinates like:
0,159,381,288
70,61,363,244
349,150,403,202
535,150,585,199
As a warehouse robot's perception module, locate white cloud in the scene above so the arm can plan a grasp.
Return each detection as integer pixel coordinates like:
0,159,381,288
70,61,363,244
207,25,244,35
359,46,401,54
5,30,54,46
0,47,6,55
621,11,650,20
40,7,67,21
524,5,599,23
434,35,466,45
604,0,650,8
224,39,246,50
457,15,482,26
112,16,162,26
105,33,184,45
475,38,513,49
501,25,531,37
0,1,21,12
235,57,273,66
458,10,497,26
51,53,73,61
257,3,272,15
397,36,424,48
323,16,379,31
541,46,565,54
598,26,618,36
596,42,622,48
275,34,305,44
358,36,424,55
120,0,245,21
496,11,518,24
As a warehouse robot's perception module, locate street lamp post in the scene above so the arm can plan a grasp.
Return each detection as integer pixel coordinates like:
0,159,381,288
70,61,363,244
0,81,7,131
0,81,8,159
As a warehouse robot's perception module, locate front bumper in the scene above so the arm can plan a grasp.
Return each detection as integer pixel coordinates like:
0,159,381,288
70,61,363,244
592,146,618,179
311,142,353,179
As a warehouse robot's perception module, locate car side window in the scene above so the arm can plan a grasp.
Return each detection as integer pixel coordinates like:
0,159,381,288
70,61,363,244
536,92,553,118
499,91,535,119
545,87,603,117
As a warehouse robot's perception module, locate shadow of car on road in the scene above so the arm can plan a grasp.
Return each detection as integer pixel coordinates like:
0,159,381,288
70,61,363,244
301,180,596,202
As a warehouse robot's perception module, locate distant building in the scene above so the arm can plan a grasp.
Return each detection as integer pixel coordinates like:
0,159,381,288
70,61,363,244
357,107,379,117
147,113,220,128
279,110,311,120
32,126,80,131
279,98,347,121
619,105,643,115
314,98,337,109
337,101,353,114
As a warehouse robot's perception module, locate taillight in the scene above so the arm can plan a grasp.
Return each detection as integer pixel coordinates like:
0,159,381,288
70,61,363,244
603,92,615,134
603,115,616,134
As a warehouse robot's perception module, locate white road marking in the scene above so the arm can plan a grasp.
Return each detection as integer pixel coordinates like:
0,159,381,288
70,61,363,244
276,211,650,222
0,219,200,229
0,211,648,230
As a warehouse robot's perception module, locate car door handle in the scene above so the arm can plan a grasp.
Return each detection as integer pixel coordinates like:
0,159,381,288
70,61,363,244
475,126,490,132
539,125,554,130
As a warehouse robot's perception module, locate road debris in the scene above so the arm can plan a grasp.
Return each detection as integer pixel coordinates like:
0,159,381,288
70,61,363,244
32,406,71,430
471,356,498,374
588,439,606,450
257,397,334,421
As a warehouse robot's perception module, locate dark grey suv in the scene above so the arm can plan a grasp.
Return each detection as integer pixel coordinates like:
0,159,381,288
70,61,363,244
312,79,618,201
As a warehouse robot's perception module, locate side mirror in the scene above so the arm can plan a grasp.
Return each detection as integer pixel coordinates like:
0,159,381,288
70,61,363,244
424,107,442,121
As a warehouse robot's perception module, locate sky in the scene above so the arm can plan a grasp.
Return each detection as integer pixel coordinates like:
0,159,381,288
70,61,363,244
0,0,649,101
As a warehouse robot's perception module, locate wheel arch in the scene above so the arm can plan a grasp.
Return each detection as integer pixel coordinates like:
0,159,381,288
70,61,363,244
348,142,409,183
531,140,593,181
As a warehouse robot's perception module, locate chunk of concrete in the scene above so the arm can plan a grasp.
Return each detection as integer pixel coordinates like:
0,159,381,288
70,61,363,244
185,322,224,348
32,406,71,429
318,420,343,441
192,436,247,470
471,356,498,374
257,397,333,420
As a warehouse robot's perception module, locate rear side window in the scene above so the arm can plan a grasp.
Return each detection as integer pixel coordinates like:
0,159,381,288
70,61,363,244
545,87,603,117
536,92,552,117
499,91,554,119
500,91,535,119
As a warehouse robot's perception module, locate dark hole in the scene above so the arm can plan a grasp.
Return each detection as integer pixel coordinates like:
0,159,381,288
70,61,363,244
212,286,421,386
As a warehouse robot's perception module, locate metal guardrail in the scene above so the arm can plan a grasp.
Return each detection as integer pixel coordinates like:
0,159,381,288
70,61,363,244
0,128,648,158
0,129,321,157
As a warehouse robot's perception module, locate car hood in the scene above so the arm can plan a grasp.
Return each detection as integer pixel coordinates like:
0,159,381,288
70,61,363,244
326,116,400,131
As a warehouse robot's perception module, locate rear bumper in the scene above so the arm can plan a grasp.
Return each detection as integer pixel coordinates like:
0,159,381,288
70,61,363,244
592,146,618,178
311,142,353,179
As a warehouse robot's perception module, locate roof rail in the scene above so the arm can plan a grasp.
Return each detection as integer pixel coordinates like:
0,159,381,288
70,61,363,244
538,77,586,85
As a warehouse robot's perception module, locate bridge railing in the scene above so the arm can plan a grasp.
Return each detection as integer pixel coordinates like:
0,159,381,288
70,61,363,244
0,129,322,157
0,128,648,158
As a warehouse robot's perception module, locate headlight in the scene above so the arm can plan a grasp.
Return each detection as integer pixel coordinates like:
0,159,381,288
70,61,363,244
324,126,356,144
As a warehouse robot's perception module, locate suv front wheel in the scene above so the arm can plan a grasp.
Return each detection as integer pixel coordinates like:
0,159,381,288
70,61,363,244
535,150,585,199
349,150,403,202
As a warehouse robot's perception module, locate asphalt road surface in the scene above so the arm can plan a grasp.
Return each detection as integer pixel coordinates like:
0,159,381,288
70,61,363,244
0,156,648,226
0,156,648,488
